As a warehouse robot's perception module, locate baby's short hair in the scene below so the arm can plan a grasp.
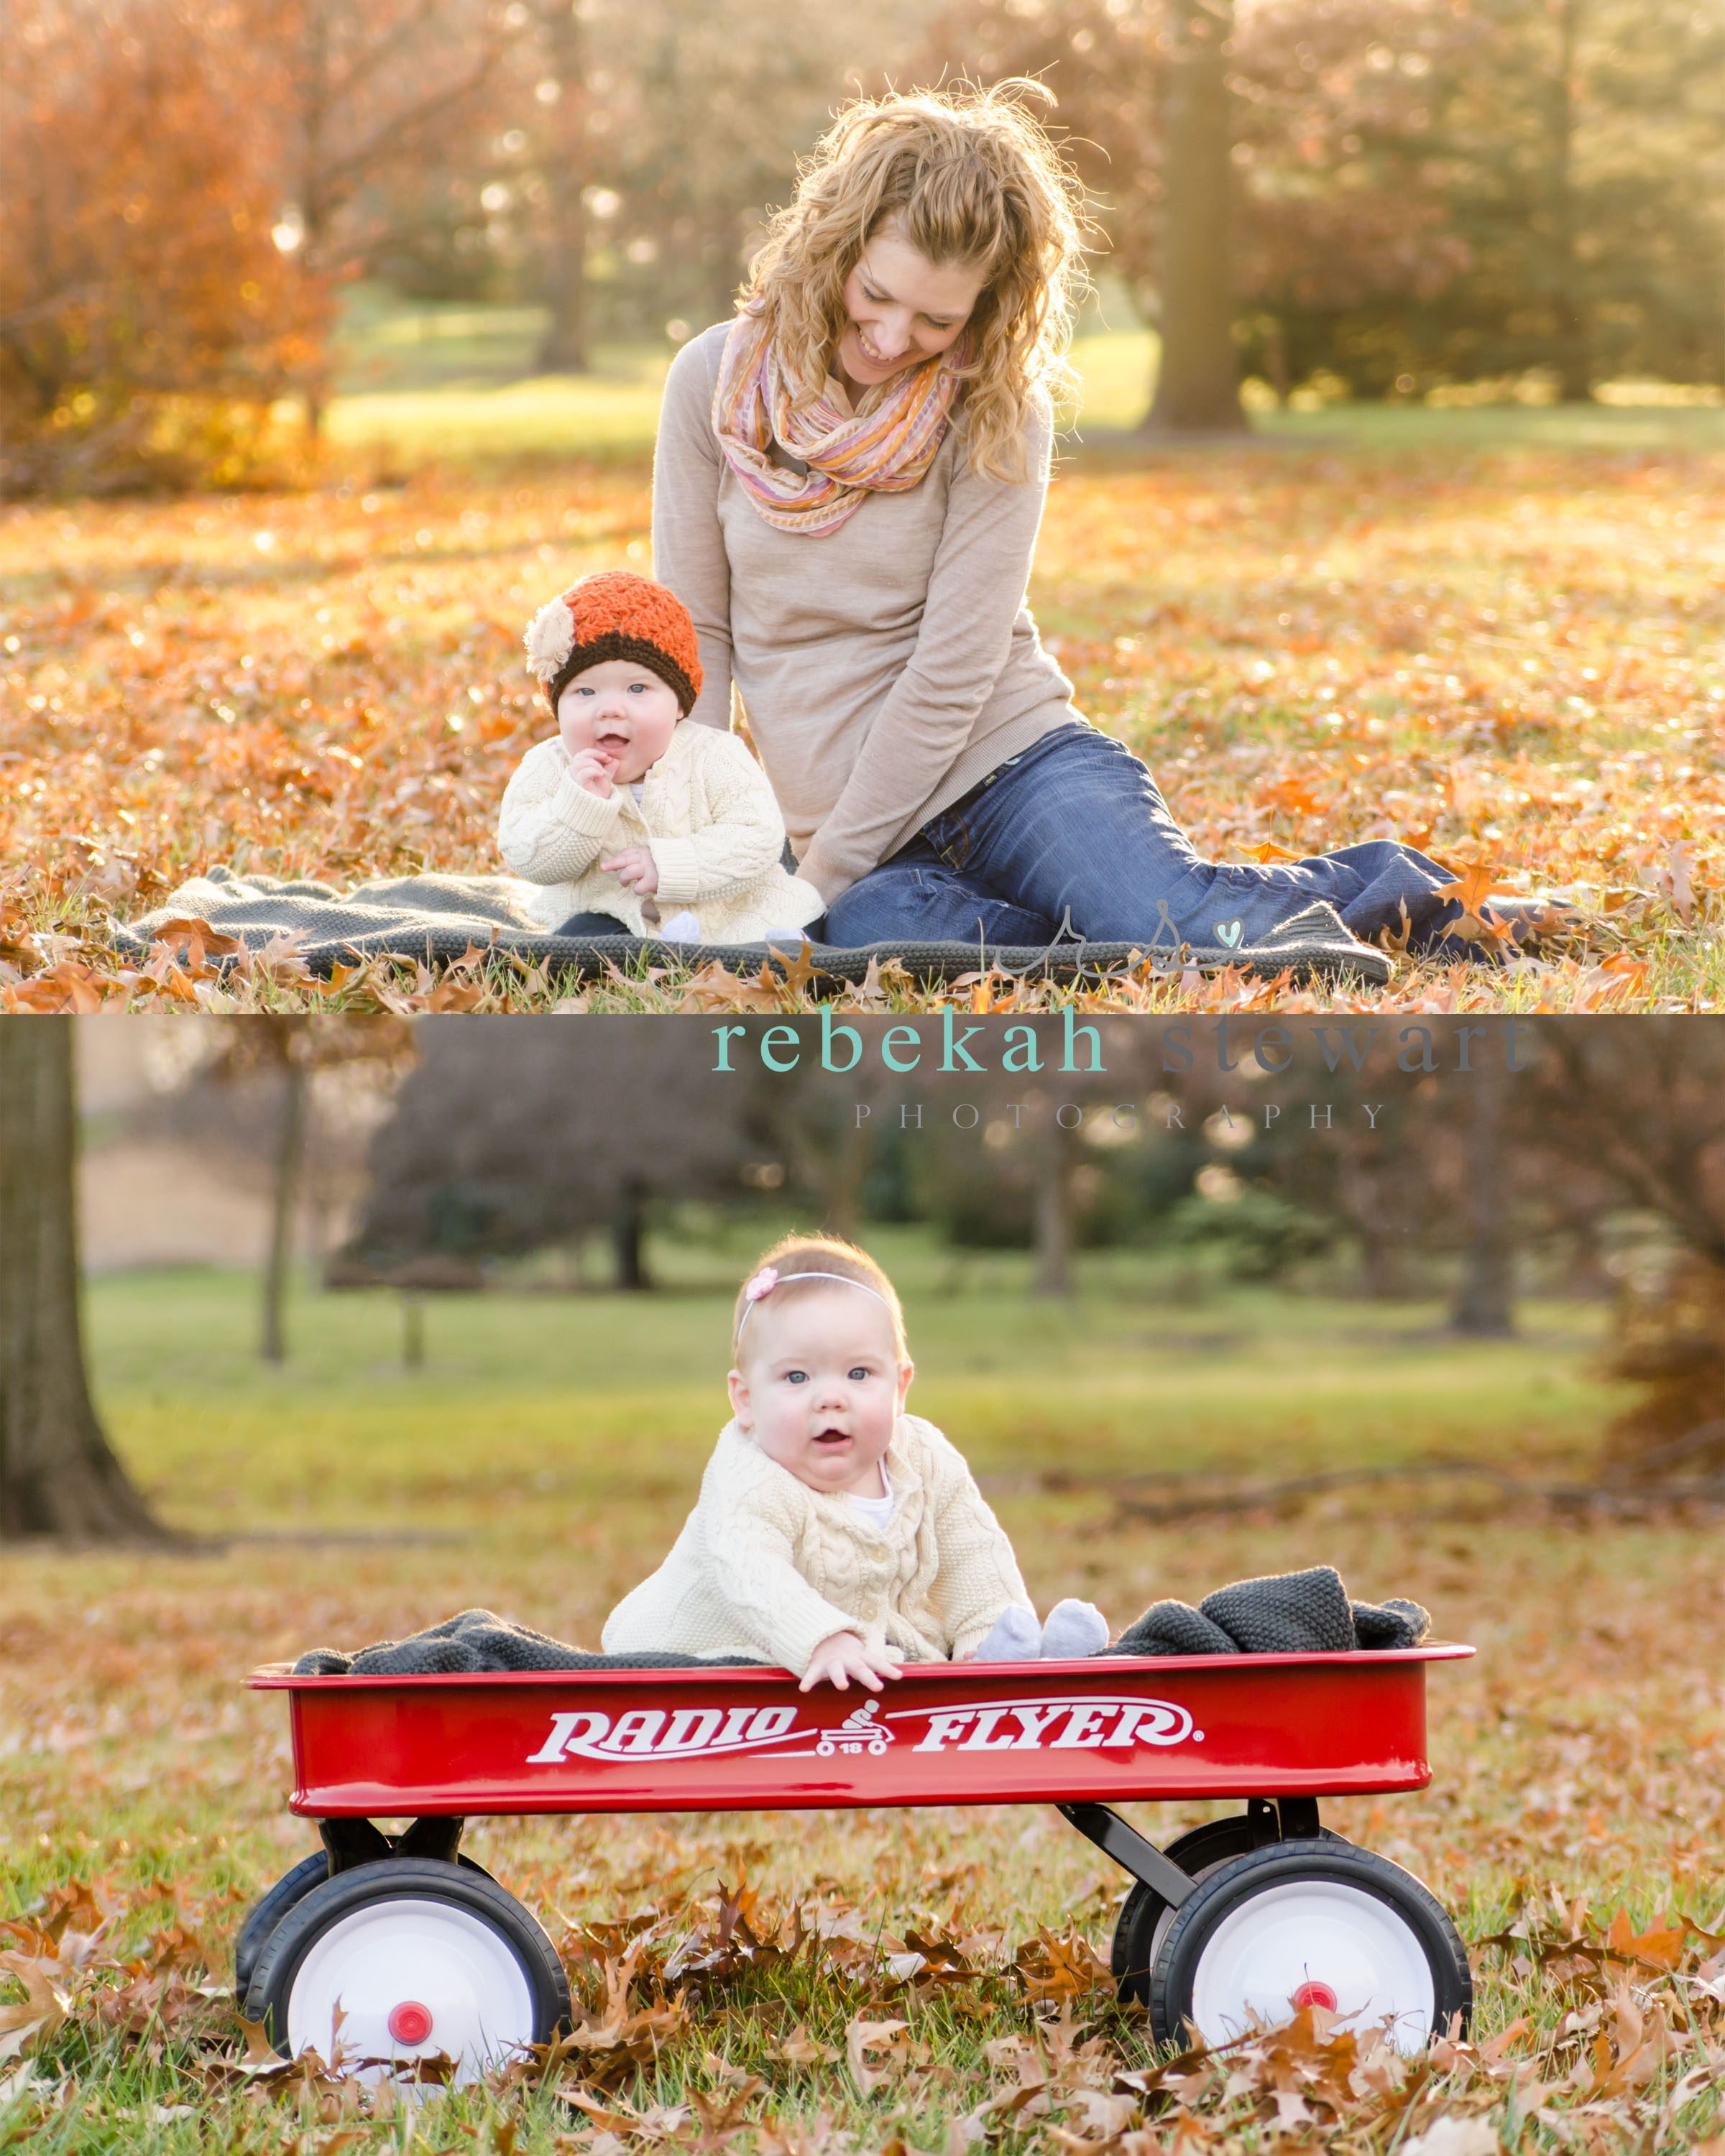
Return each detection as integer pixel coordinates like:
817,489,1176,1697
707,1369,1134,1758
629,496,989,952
732,1234,908,1361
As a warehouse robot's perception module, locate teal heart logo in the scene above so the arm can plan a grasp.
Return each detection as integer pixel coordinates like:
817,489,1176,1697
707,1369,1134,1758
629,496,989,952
1216,919,1243,948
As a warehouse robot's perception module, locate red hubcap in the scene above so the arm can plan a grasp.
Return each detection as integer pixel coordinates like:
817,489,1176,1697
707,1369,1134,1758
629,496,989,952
1290,1980,1339,2012
387,2000,434,2045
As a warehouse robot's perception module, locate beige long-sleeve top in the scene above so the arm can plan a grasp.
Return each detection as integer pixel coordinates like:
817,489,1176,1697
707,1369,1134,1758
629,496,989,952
650,323,1082,905
600,1414,1034,1676
495,720,824,940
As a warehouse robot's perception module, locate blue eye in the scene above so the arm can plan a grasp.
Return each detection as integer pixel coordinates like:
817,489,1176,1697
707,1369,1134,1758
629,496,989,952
786,1370,807,1384
849,1367,869,1382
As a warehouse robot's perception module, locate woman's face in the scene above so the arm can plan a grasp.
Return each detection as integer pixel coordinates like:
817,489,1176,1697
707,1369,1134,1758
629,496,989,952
834,228,987,392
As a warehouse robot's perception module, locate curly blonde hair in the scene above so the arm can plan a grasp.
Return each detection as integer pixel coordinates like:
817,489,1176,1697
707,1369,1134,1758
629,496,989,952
742,83,1090,483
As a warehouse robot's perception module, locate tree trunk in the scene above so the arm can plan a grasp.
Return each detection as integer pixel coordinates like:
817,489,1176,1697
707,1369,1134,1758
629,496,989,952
1031,1128,1072,1298
1450,1064,1515,1335
1546,0,1590,400
1356,1229,1408,1300
401,1292,425,1369
0,1021,167,1541
612,1178,650,1290
1144,0,1246,434
535,1,589,373
261,1059,308,1363
822,1114,870,1243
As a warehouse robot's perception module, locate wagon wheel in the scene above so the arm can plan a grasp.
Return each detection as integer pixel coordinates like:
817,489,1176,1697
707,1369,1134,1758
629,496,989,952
1111,1812,1347,2005
234,1846,494,2000
242,1857,570,2082
1146,1839,1471,2053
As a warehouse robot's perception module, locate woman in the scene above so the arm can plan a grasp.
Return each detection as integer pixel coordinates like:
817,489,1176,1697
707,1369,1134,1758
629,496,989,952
651,84,1485,957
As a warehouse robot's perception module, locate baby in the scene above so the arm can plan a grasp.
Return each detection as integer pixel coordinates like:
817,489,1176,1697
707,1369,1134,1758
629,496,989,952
601,1237,1108,1688
500,569,824,944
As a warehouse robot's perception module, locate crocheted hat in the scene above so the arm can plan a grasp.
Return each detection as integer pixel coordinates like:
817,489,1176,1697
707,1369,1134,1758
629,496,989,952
523,569,703,716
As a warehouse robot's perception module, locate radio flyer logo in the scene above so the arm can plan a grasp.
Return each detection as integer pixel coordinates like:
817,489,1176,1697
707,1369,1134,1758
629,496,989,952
816,1698,893,1756
526,1692,1200,1766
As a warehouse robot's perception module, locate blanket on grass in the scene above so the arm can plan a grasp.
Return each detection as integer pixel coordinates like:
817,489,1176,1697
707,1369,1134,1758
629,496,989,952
111,866,1395,990
293,1607,760,1675
1104,1566,1430,1657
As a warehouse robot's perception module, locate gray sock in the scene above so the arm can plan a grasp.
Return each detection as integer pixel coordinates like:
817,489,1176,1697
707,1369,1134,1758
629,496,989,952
1041,1598,1110,1659
973,1606,1041,1662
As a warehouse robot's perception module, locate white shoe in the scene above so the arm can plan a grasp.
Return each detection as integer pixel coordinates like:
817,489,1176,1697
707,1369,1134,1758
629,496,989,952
1041,1598,1109,1659
973,1606,1041,1662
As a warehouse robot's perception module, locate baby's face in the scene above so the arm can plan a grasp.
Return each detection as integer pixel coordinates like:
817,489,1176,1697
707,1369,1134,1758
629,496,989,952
556,659,680,784
728,1288,911,1498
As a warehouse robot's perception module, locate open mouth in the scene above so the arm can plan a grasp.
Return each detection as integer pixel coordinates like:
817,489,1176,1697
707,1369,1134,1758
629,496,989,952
811,1429,851,1447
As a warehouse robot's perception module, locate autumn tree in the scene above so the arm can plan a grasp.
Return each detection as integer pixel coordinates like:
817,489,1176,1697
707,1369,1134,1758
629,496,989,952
236,0,511,427
343,1018,765,1289
205,1018,416,1360
1427,0,1725,396
523,0,593,369
1516,1019,1725,1473
1148,0,1246,430
0,1019,166,1540
0,0,328,494
915,0,1722,409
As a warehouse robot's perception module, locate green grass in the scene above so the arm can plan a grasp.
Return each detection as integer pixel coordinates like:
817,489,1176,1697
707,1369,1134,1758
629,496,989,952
318,290,1725,468
83,1240,1618,1537
2,1243,1718,2151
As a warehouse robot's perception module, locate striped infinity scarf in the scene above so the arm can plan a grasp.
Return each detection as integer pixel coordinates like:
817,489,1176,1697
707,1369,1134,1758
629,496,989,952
711,303,967,538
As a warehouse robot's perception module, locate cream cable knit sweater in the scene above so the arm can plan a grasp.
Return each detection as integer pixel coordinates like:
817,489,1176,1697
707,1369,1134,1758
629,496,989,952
601,1415,1033,1677
496,721,825,940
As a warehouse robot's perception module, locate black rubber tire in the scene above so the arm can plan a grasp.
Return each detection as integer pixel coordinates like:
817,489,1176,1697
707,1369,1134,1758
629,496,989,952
242,1856,570,2058
1147,1838,1471,2048
1111,1817,1347,2003
234,1848,494,2001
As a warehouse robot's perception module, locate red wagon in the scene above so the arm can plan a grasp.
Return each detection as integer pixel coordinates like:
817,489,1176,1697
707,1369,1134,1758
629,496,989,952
242,1646,1474,2080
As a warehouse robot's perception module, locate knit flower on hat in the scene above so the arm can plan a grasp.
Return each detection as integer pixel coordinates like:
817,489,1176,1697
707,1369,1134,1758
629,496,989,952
522,568,704,715
524,595,578,683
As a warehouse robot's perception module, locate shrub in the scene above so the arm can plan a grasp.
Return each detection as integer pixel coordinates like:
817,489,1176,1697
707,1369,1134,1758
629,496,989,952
0,1,328,496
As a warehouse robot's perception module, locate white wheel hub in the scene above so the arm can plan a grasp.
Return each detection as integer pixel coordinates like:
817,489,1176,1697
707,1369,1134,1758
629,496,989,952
1186,1879,1435,2053
285,1895,535,2084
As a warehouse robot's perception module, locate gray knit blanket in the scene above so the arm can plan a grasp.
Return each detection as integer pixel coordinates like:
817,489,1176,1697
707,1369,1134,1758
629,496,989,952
293,1572,1426,1676
293,1607,760,1676
1104,1566,1430,1657
111,867,1393,989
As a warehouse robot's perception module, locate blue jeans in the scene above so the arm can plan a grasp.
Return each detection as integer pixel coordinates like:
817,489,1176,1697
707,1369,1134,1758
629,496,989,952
824,726,1464,949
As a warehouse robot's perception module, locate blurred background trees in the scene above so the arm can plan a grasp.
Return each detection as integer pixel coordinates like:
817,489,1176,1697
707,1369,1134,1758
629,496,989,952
264,1015,1723,1479
4,0,1719,492
1,0,328,494
70,1015,1724,1491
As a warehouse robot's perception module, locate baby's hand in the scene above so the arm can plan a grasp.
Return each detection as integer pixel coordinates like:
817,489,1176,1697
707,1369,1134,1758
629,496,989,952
566,746,616,799
602,845,658,895
800,1631,902,1694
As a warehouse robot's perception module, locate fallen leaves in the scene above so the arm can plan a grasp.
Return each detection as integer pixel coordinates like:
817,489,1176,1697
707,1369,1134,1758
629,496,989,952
1,447,1719,1012
0,1951,70,2063
844,2014,915,2095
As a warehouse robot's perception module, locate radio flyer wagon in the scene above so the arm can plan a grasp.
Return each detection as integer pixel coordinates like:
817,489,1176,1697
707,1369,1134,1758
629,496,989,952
242,1646,1474,2080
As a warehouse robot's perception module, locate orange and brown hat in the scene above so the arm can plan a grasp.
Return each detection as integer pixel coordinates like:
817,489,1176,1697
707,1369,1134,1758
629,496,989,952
523,569,704,717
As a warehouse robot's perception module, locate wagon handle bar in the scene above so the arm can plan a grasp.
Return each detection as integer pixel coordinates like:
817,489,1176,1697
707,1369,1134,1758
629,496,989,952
1056,1800,1197,1907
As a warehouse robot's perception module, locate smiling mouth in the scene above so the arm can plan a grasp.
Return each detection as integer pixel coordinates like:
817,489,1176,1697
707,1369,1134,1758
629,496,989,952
854,329,903,370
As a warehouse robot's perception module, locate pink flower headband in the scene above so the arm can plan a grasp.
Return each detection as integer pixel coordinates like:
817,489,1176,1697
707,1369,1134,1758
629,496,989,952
735,1266,893,1337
